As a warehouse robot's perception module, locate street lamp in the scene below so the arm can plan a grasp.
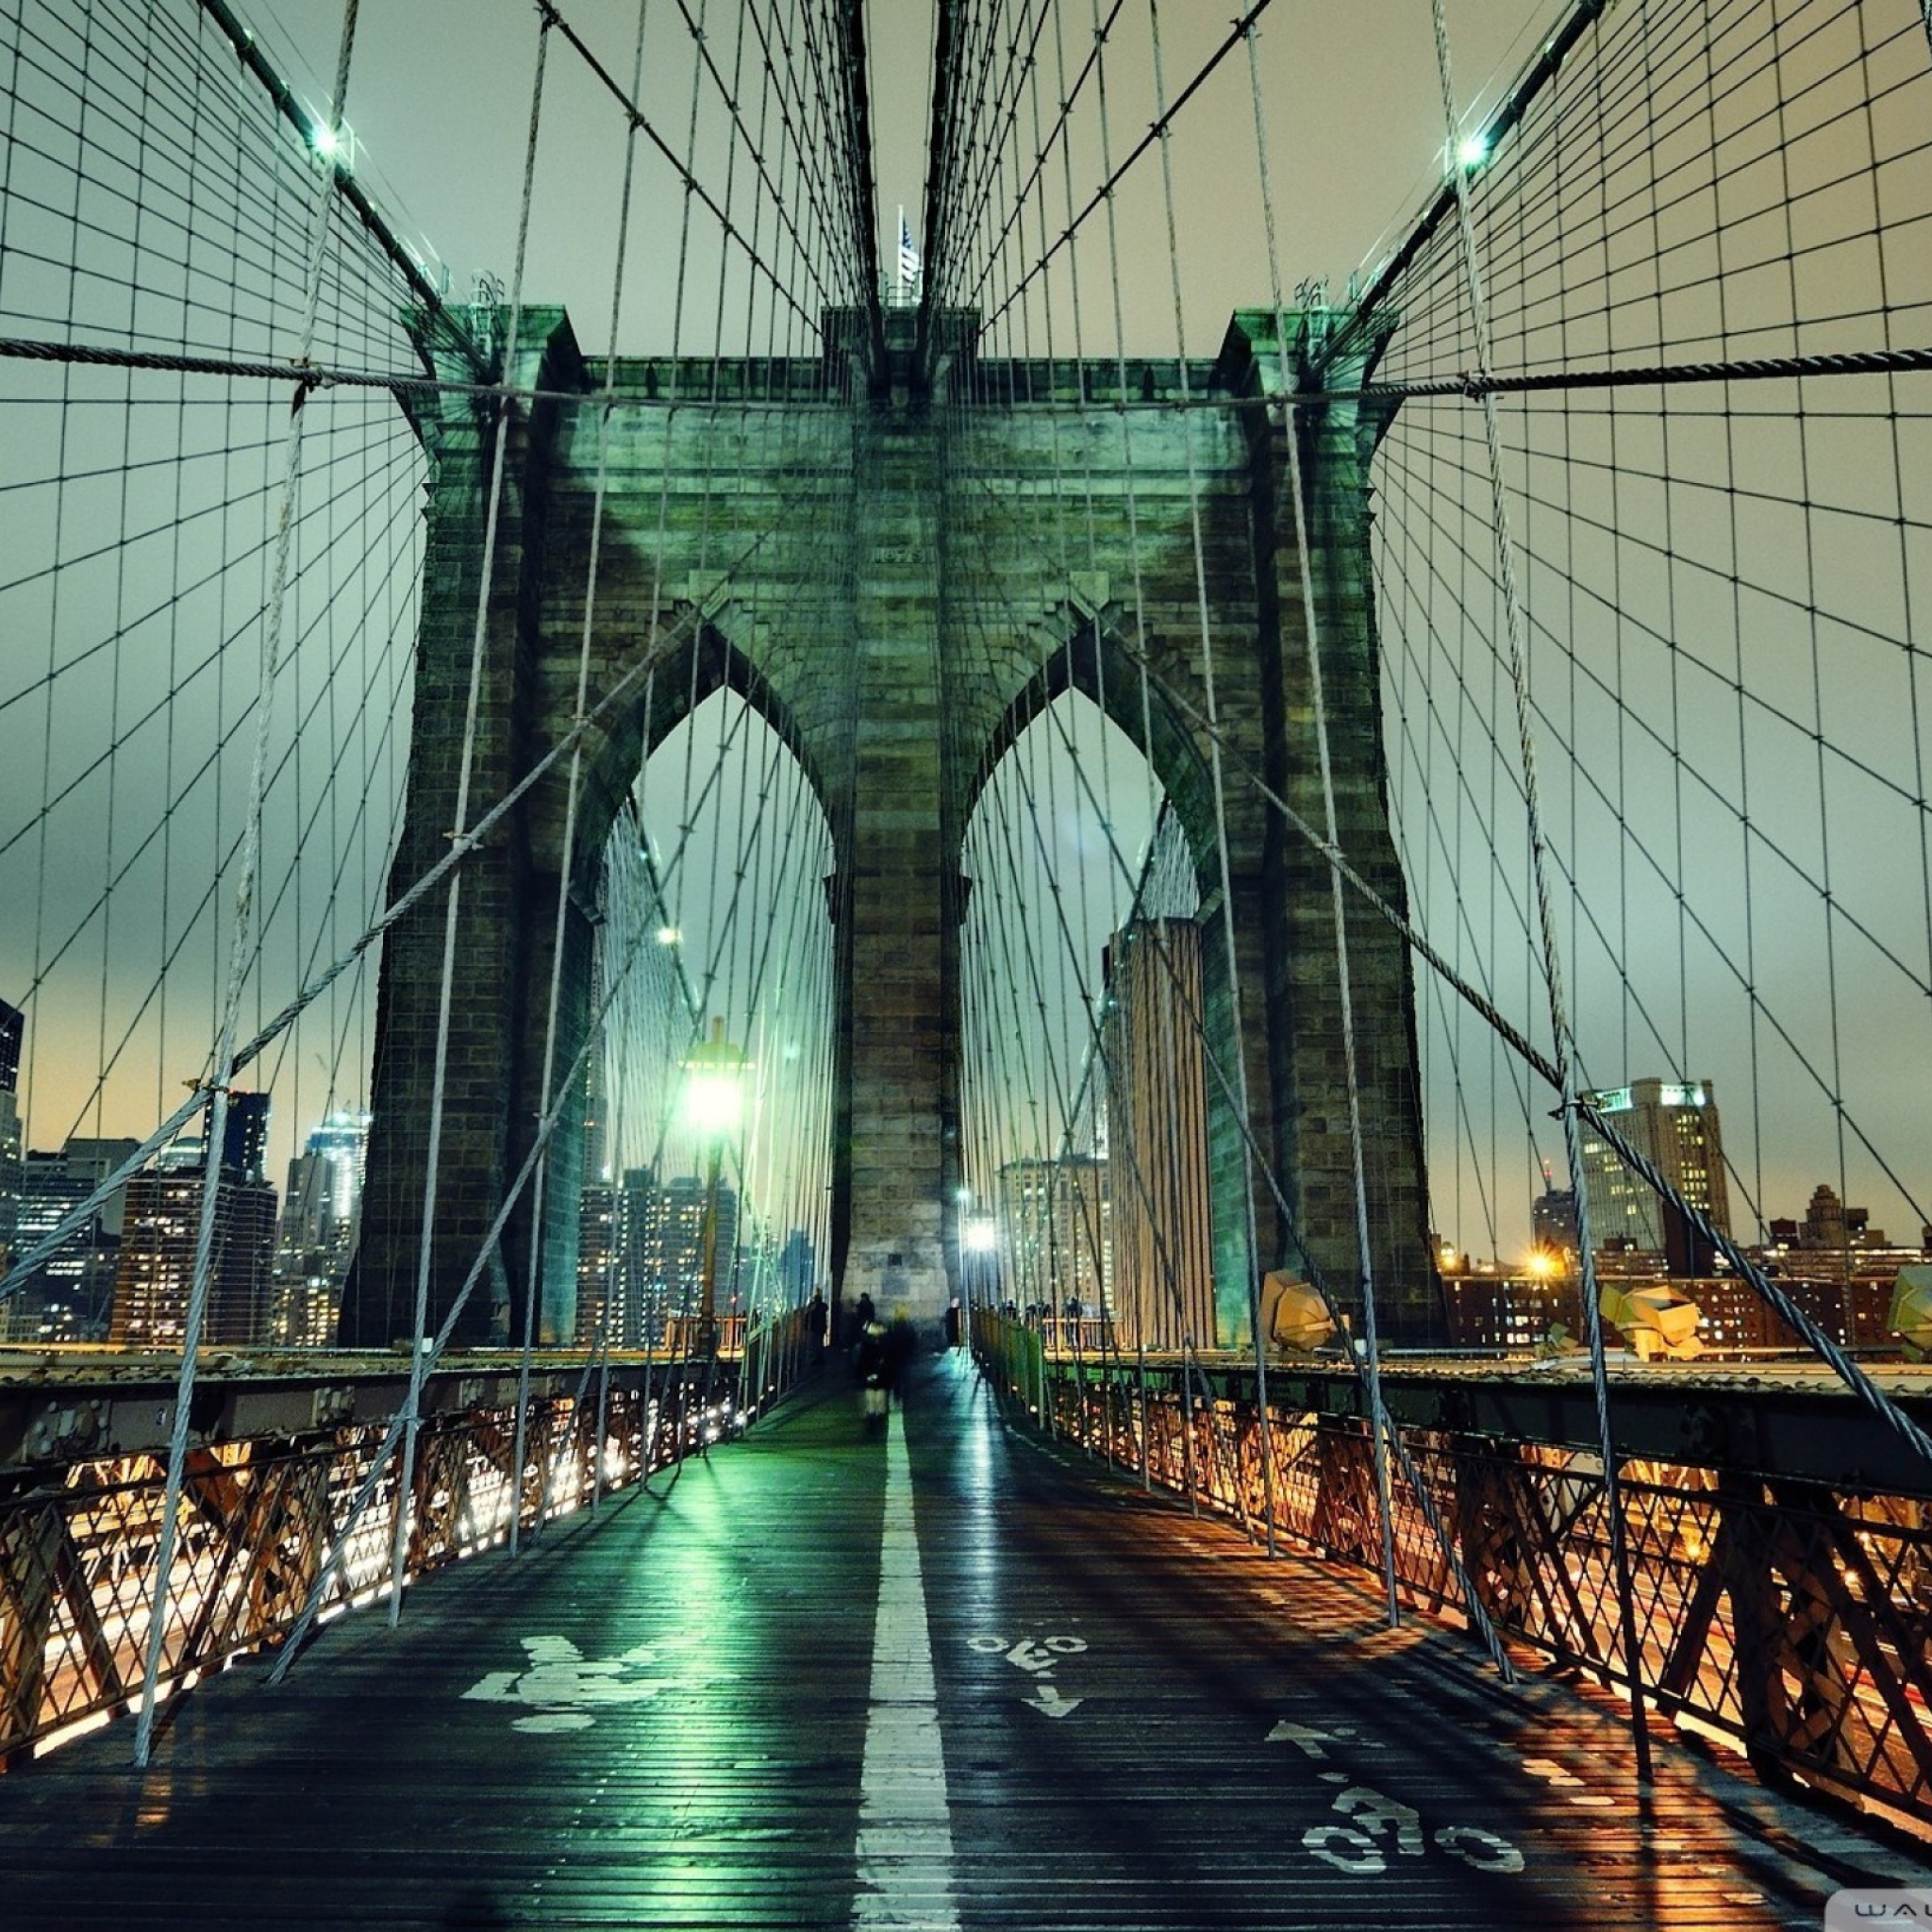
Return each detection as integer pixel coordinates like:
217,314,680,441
683,1016,748,1355
958,1212,998,1353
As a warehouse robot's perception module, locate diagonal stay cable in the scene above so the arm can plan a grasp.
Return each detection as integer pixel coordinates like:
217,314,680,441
983,0,1278,333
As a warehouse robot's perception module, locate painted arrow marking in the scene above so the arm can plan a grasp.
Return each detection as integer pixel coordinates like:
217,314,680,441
1025,1681,1084,1720
1267,1720,1346,1759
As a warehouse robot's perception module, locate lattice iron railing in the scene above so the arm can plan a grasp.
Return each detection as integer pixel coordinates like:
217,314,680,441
0,1319,813,1768
974,1315,1932,1837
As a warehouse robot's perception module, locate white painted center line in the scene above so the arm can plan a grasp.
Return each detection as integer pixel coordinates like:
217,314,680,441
853,1406,958,1931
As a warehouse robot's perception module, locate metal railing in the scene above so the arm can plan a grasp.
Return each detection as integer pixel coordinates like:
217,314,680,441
972,1310,1932,1838
0,1307,816,1767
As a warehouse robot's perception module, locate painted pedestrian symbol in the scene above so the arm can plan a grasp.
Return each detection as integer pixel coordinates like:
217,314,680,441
463,1634,673,1735
968,1631,1088,1719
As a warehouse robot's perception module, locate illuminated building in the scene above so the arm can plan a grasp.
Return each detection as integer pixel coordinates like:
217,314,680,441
111,1111,279,1347
996,1155,1110,1316
111,1153,278,1347
223,1091,271,1182
0,995,21,1092
1099,917,1212,1348
1531,1186,1578,1256
654,1172,740,1322
0,997,21,1274
270,1110,372,1346
2,1134,142,1342
585,1166,741,1346
1578,1078,1731,1274
1441,1272,1584,1350
575,1183,619,1344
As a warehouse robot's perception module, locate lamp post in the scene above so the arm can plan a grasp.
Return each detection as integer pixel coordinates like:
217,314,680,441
963,1210,997,1349
683,1016,747,1357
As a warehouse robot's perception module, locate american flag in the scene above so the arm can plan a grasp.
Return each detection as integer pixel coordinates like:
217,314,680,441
897,209,921,300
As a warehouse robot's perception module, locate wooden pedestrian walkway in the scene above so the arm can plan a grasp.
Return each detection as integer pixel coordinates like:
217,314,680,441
3,1353,1928,1928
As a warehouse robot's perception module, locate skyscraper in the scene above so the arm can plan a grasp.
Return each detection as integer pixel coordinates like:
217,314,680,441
594,1166,741,1346
654,1172,740,1319
0,995,22,1092
2,1135,141,1343
222,1091,271,1181
1531,1185,1579,1256
996,1155,1111,1316
270,1110,371,1345
0,996,22,1271
111,1140,278,1347
1100,917,1213,1349
777,1229,815,1305
575,1182,618,1345
1578,1078,1731,1274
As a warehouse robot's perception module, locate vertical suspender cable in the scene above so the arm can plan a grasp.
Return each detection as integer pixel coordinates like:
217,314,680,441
1426,0,1651,1781
1143,0,1277,1557
1242,27,1401,1624
134,0,363,1771
387,10,551,1624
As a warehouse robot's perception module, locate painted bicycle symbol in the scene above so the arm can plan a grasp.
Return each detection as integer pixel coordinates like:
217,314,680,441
967,1631,1090,1719
1303,1783,1524,1876
967,1631,1088,1672
1270,1717,1524,1876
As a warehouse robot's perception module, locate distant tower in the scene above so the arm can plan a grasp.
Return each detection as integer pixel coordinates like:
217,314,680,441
0,995,22,1093
1531,1157,1579,1256
575,1182,618,1345
1100,918,1213,1348
222,1091,272,1181
0,996,22,1271
272,1110,371,1344
655,1174,739,1315
1577,1078,1731,1274
777,1229,815,1304
4,1135,142,1343
580,1036,609,1187
111,1140,278,1347
995,1155,1110,1316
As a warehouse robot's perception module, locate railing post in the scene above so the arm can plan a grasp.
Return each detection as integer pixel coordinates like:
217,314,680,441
1137,1341,1151,1490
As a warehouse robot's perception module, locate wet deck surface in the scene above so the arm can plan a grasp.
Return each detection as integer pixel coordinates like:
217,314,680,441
5,1353,1929,1928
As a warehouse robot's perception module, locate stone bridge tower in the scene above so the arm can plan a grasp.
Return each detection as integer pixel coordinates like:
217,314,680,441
339,304,1446,1352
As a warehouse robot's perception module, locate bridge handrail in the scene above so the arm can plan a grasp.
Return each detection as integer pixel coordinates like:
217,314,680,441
975,1327,1932,1841
0,1337,814,1770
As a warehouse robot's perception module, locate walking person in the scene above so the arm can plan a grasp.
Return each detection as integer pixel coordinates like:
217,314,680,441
856,1320,888,1434
882,1308,918,1408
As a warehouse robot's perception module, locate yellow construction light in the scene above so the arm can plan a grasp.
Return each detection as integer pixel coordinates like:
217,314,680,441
1888,1264,1932,1359
1260,1271,1336,1356
1599,1280,1702,1361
